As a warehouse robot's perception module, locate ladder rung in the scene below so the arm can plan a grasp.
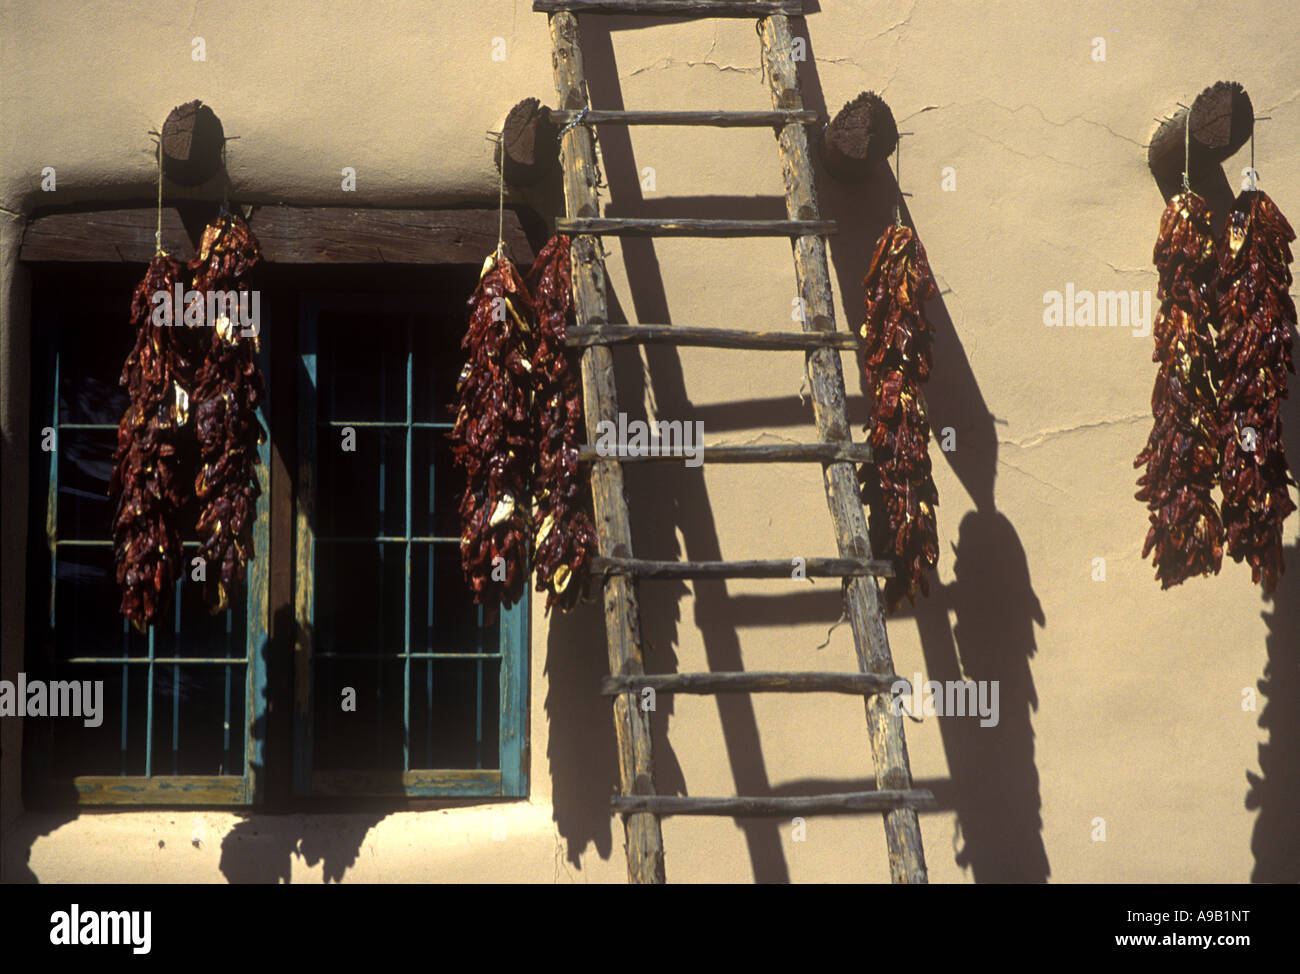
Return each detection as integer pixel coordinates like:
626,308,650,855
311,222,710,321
557,217,835,238
548,109,818,127
591,555,894,580
579,442,872,464
566,324,858,351
601,671,899,696
612,790,937,816
535,1,803,15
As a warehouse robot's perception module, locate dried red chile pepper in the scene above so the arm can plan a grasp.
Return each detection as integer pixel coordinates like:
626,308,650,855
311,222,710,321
1215,189,1297,592
857,224,940,612
525,235,598,610
110,254,198,631
188,212,265,613
1134,191,1224,587
450,252,536,606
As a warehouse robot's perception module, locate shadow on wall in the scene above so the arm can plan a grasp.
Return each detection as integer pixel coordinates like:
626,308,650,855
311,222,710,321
791,21,1052,883
1246,355,1300,884
216,568,393,884
544,14,1050,882
544,13,808,883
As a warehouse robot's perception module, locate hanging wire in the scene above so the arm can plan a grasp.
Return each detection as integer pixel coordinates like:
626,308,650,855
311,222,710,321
485,129,507,260
150,129,166,256
1177,101,1191,192
894,139,903,226
893,132,914,226
220,139,230,214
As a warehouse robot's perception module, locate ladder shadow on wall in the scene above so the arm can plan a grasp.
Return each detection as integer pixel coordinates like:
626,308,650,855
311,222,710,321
1246,377,1300,883
789,21,1051,883
544,14,802,884
547,11,1050,883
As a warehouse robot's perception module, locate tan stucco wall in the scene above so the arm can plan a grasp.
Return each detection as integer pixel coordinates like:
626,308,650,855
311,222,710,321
3,0,1297,882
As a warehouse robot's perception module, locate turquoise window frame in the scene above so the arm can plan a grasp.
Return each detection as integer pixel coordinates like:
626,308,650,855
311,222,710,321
26,293,269,807
293,293,529,799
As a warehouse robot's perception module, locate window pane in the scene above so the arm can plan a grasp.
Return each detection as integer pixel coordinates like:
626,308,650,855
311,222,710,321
56,307,131,425
412,305,470,424
410,430,460,540
409,659,501,770
410,542,500,656
152,663,247,776
315,427,405,538
39,663,150,778
54,544,150,660
318,311,407,422
315,541,406,657
313,659,406,772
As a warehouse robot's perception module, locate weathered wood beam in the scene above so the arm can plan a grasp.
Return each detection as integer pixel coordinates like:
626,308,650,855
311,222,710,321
601,671,900,696
579,442,873,464
566,324,858,350
761,13,928,884
500,97,558,187
557,217,835,237
160,100,225,186
820,91,898,183
1148,81,1254,185
20,206,538,265
591,556,894,580
612,790,937,816
535,0,803,15
548,109,818,127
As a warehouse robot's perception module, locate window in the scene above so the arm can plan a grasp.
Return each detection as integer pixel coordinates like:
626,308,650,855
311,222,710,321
293,294,528,798
24,267,529,805
24,286,269,805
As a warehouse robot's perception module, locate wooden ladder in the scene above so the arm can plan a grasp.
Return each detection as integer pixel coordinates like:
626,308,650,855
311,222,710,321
538,0,933,884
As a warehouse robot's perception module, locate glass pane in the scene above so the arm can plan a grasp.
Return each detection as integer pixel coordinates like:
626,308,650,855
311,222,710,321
315,427,405,538
410,430,461,540
54,544,151,660
56,428,117,540
152,663,248,776
57,307,132,425
409,659,501,770
410,542,499,655
313,659,405,772
41,662,150,778
315,541,406,657
412,306,470,424
318,311,407,422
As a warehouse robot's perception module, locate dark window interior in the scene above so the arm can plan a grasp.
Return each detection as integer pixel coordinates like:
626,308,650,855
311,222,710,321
23,261,521,803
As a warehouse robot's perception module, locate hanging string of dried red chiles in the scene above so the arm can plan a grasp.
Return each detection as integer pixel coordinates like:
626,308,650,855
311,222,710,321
111,200,266,626
1135,190,1225,587
110,252,198,631
858,221,941,612
1215,187,1297,591
526,234,598,610
188,211,266,613
450,236,597,611
450,249,537,606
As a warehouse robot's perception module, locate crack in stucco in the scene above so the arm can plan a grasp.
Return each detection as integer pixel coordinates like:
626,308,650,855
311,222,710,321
1264,87,1300,113
973,132,1089,172
899,104,949,123
977,97,1144,147
998,412,1149,450
905,98,1142,149
1105,261,1155,276
620,58,761,80
996,457,1071,496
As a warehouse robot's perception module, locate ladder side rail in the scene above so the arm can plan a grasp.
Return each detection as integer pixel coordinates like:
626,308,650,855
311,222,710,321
547,9,667,885
759,13,928,884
